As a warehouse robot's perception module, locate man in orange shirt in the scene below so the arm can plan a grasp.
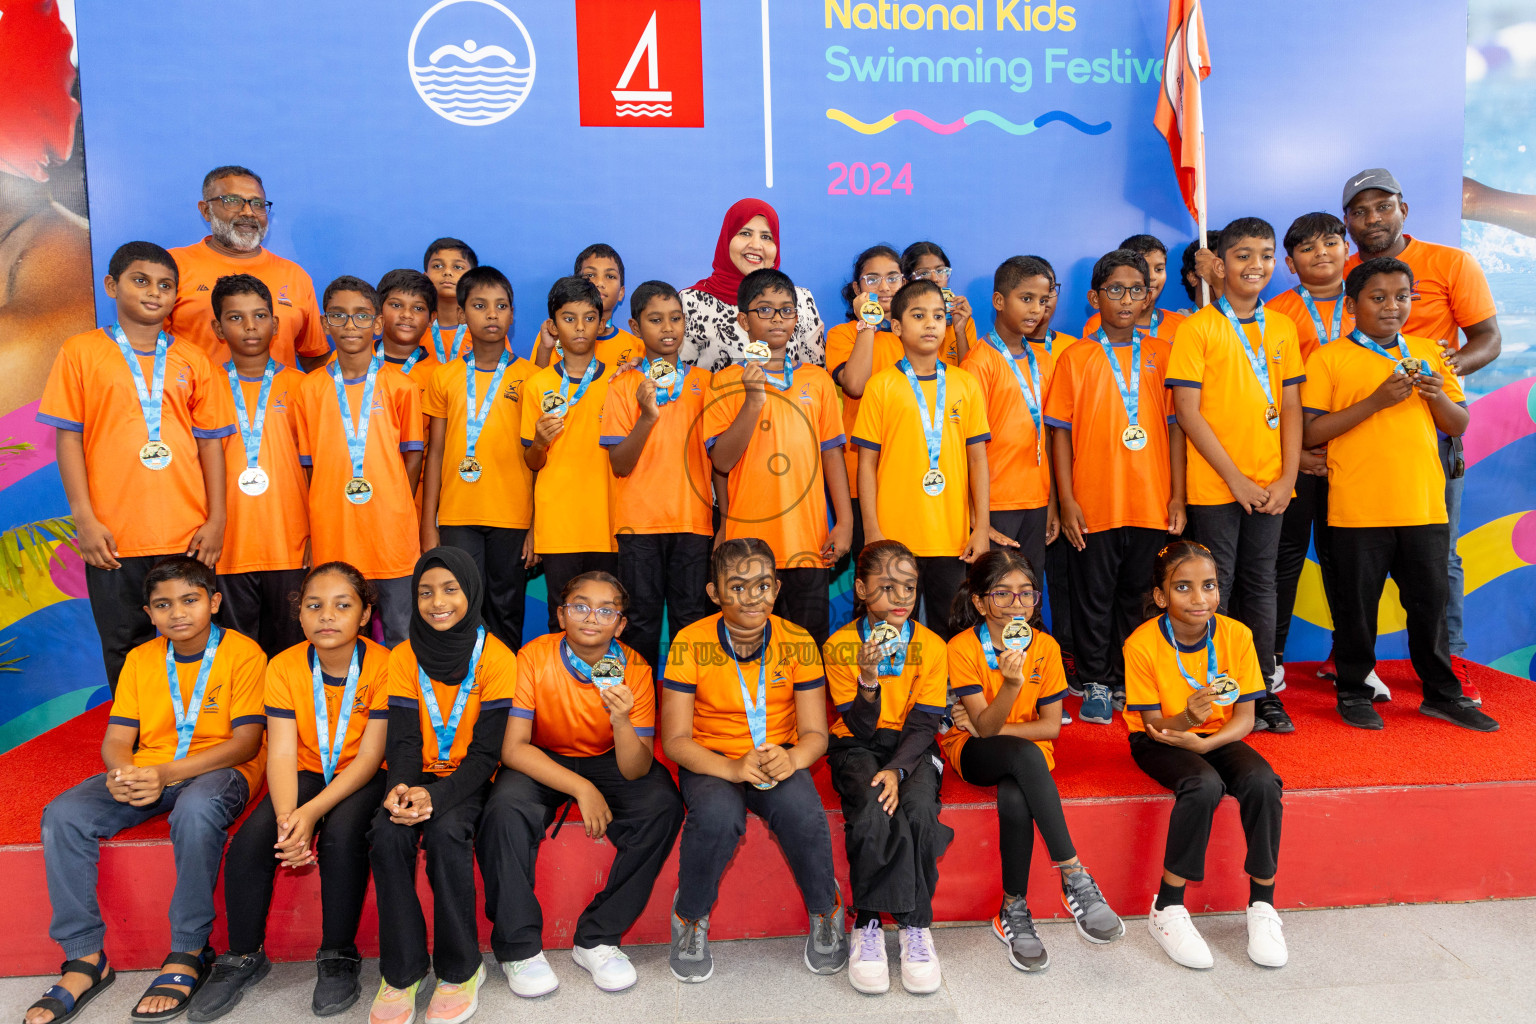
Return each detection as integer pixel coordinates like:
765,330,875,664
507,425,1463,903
1342,168,1501,687
168,166,330,371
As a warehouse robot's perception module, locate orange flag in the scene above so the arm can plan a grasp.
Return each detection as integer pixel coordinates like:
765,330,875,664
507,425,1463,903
1154,0,1211,225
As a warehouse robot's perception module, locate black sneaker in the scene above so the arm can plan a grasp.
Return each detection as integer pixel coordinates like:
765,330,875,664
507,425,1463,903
1256,697,1294,734
187,951,269,1022
1337,697,1384,730
312,948,362,1016
1420,698,1499,733
1063,652,1083,696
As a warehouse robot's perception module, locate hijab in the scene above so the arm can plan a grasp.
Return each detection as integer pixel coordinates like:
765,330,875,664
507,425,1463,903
409,546,485,685
691,198,781,305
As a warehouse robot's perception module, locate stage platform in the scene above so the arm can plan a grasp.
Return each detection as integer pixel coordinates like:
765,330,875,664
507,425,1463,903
1,659,1531,978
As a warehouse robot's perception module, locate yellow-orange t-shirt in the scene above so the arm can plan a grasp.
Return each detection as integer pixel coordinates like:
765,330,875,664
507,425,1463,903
1082,307,1187,341
662,613,824,760
1300,333,1463,527
824,618,947,739
1166,303,1306,506
1264,287,1355,364
599,365,714,536
943,316,975,364
109,629,267,791
167,240,330,368
1343,235,1497,350
520,360,616,553
941,625,1068,772
218,364,309,573
511,632,655,757
1123,614,1265,734
263,638,390,776
386,633,516,774
37,329,236,557
962,334,1055,511
424,353,537,530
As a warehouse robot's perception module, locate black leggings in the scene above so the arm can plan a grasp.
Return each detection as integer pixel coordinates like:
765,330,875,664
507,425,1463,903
959,735,1076,897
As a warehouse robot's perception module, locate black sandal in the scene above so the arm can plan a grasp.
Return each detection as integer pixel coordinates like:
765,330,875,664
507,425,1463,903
129,947,214,1022
24,956,115,1024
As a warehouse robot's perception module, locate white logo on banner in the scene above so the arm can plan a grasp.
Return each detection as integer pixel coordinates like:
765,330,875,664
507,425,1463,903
408,0,536,126
612,10,671,118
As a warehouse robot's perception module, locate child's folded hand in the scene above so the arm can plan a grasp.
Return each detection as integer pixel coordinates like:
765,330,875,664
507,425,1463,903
870,769,900,815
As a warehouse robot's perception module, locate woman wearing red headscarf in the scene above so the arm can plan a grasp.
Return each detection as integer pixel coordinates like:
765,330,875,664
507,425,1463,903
680,198,826,371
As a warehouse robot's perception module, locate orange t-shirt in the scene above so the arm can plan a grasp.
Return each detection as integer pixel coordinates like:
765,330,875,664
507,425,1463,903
599,365,714,536
109,629,268,791
1265,287,1355,363
1166,303,1306,505
943,316,975,363
824,618,948,738
962,333,1055,511
1082,307,1187,341
167,240,329,368
263,639,390,776
520,360,617,553
424,353,537,530
386,633,516,774
37,329,236,557
218,364,309,573
511,633,656,757
1042,333,1175,532
703,363,845,569
941,624,1068,772
295,361,424,579
1300,333,1464,528
1123,614,1265,735
1343,235,1497,350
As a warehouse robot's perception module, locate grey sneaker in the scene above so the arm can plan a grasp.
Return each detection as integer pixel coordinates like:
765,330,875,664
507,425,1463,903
1059,867,1125,943
670,896,713,983
993,895,1048,971
804,892,849,975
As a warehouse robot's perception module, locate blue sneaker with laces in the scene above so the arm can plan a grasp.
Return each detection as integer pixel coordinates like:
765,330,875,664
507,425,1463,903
1079,682,1113,724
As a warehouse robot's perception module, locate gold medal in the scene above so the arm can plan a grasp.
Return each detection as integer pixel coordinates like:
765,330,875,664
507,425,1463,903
1265,403,1280,430
921,468,946,496
344,477,373,505
869,620,901,656
743,340,771,364
1121,424,1148,451
237,466,269,496
541,390,568,418
457,456,482,483
941,287,956,313
647,359,677,389
591,656,625,686
1001,616,1033,651
1397,356,1422,376
1208,672,1240,706
858,294,885,327
138,440,172,470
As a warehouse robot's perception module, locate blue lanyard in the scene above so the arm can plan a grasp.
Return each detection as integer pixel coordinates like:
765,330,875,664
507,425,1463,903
165,626,221,761
463,348,512,460
763,358,796,392
1148,308,1162,334
109,324,170,446
327,353,383,480
561,638,627,686
1216,297,1276,410
225,359,276,472
430,322,466,365
974,621,1030,672
1030,329,1055,358
375,340,428,374
1348,329,1410,365
898,357,945,477
986,330,1043,458
311,643,361,784
858,616,912,677
1297,288,1344,347
559,357,599,407
728,621,771,748
1094,329,1142,429
642,357,686,405
416,626,486,764
1159,615,1218,691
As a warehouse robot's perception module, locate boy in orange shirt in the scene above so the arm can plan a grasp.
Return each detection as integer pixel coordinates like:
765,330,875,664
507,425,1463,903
32,557,265,1022
535,245,641,370
1081,235,1187,341
1044,250,1184,725
523,277,619,632
1301,258,1497,734
295,276,424,648
1167,218,1303,734
600,280,714,670
421,266,538,652
38,241,236,692
375,269,444,393
705,268,852,646
423,237,476,359
210,274,309,656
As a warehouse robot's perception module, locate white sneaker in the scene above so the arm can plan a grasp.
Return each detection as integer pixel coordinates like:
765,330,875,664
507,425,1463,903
571,944,637,992
1366,669,1391,702
847,920,889,994
501,953,559,998
1147,898,1213,969
1268,664,1286,693
897,926,941,995
1246,902,1288,967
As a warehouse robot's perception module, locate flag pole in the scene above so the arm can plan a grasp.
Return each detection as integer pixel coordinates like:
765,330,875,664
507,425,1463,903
1196,127,1209,306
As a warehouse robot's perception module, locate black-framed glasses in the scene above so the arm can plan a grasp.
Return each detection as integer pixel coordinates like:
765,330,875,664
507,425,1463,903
324,311,377,328
749,305,798,321
910,266,952,281
859,272,904,288
1101,284,1149,300
985,589,1038,607
212,195,274,212
563,602,622,624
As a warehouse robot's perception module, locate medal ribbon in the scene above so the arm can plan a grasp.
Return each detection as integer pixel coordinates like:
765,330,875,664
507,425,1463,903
109,324,170,451
416,626,487,764
311,642,361,784
1217,297,1276,411
1034,329,1055,358
559,356,599,407
1094,328,1142,432
430,322,466,365
898,357,946,483
165,625,221,761
858,616,912,677
1348,329,1410,365
763,358,796,392
328,353,383,481
463,348,512,461
1160,615,1219,691
1298,288,1344,347
561,639,627,682
225,358,276,473
974,621,1031,671
729,621,772,748
641,357,686,406
986,331,1043,459
1148,308,1162,334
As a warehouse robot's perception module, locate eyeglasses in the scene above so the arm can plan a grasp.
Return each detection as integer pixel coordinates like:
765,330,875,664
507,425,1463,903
748,305,798,321
985,589,1039,607
211,195,274,212
910,266,952,282
324,311,377,328
859,272,904,288
1100,284,1149,300
563,602,622,624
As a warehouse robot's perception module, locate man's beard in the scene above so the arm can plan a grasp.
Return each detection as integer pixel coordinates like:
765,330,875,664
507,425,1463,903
210,215,266,253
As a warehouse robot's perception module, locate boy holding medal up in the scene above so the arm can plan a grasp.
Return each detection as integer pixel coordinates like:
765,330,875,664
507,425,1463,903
39,241,236,693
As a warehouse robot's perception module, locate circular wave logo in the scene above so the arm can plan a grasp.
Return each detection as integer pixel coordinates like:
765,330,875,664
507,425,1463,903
408,0,536,127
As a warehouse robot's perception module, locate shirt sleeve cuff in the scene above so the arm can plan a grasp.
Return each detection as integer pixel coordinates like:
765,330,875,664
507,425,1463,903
662,679,696,693
264,706,297,719
634,726,656,737
966,432,991,445
793,676,826,690
35,413,83,432
1128,702,1162,712
193,424,238,439
951,683,983,698
820,434,847,451
388,696,420,708
1235,690,1265,704
1282,374,1306,387
598,435,625,447
1303,406,1329,416
834,699,856,712
1043,415,1071,429
913,702,947,715
850,436,880,451
509,707,535,720
521,437,534,447
298,455,313,467
231,714,266,728
480,698,512,710
400,441,425,452
108,716,139,728
369,709,391,719
1036,689,1067,706
1164,378,1202,389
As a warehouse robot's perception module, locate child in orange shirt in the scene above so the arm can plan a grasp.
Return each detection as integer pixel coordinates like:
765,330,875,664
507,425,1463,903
423,237,476,359
369,548,515,1024
901,241,975,362
211,274,309,656
38,241,235,692
1081,234,1188,340
1043,250,1185,726
523,276,618,632
478,572,683,996
375,269,444,401
422,266,538,652
197,562,388,1020
535,245,641,369
600,280,714,670
32,557,265,1024
295,276,424,648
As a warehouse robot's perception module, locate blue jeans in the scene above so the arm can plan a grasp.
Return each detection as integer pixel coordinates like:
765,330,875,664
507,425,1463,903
42,768,248,958
1440,436,1466,656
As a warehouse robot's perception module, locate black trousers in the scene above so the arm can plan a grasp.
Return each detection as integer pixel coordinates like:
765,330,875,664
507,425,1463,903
368,782,489,988
219,568,307,658
827,740,951,926
477,754,683,960
84,554,161,694
776,567,831,647
1274,474,1334,660
441,525,529,652
615,532,712,672
959,734,1075,897
1067,526,1164,688
916,555,966,641
1045,536,1075,655
1129,732,1282,881
1187,503,1284,682
539,552,618,634
990,508,1049,594
1330,524,1460,704
224,769,387,955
